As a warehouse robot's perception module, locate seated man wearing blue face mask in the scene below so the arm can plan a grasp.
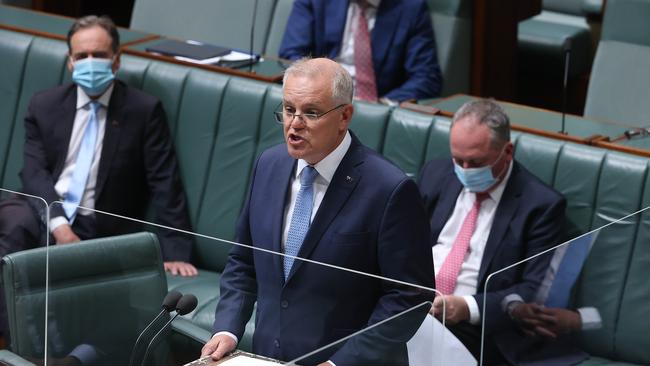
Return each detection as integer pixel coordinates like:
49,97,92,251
0,16,196,269
417,99,566,365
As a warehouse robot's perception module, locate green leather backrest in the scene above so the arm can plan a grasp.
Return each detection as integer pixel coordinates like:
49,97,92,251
2,37,68,191
349,101,391,153
265,0,294,56
194,78,272,270
1,232,167,356
584,0,650,126
0,30,32,187
427,0,471,18
130,0,276,55
600,0,650,46
381,108,435,179
616,173,650,364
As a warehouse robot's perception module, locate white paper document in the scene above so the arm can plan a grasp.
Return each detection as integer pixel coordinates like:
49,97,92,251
407,314,477,366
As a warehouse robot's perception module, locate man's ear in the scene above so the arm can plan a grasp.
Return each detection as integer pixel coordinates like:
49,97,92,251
67,54,74,73
112,52,121,74
339,103,354,132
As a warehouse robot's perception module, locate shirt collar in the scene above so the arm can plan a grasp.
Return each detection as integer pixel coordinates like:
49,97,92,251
76,83,114,110
295,131,352,184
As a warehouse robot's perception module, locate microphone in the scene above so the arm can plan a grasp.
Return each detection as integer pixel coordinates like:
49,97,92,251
140,294,198,366
248,0,259,72
559,39,571,135
128,291,182,366
610,127,650,142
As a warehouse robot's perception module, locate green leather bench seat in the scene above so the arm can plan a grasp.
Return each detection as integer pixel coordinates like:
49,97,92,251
2,27,650,365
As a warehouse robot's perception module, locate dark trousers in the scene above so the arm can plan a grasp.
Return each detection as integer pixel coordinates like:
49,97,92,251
448,322,508,366
0,195,96,343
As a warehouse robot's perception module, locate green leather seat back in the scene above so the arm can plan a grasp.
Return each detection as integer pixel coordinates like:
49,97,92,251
194,78,270,271
254,84,284,160
116,54,151,91
514,134,562,187
2,37,68,191
140,61,190,136
573,152,646,358
382,108,434,179
1,232,167,358
584,0,650,126
0,30,32,187
264,0,294,56
616,169,650,364
543,0,586,16
174,69,230,224
428,0,472,96
349,101,390,153
130,0,276,55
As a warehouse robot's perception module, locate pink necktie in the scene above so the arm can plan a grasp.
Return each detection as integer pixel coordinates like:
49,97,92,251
354,1,378,102
436,192,489,295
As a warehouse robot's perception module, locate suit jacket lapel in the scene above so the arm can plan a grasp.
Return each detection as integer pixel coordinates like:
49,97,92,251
478,164,522,286
325,0,349,57
95,82,124,200
430,175,463,243
372,0,401,70
286,138,362,282
53,85,78,178
272,156,296,282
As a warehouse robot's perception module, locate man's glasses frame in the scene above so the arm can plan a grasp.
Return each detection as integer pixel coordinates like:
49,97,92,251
274,103,347,124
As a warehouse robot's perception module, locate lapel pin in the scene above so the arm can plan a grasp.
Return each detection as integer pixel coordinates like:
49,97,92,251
346,175,353,183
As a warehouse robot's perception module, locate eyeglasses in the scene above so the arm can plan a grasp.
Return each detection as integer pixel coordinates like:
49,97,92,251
274,103,347,124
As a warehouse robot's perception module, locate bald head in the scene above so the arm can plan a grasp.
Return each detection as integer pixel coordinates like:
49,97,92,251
283,58,353,105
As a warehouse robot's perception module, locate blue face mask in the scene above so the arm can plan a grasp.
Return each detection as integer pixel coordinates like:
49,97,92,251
72,58,115,97
453,148,507,192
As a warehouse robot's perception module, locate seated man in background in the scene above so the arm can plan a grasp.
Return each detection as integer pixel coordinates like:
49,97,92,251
201,58,434,365
279,0,442,104
418,99,566,364
0,15,197,273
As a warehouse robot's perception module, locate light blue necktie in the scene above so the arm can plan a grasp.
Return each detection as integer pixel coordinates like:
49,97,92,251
63,101,100,222
284,166,318,279
544,233,594,308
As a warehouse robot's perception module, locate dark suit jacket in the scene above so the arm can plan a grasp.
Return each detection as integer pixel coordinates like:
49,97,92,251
20,81,193,262
213,133,434,365
278,0,442,101
418,159,566,362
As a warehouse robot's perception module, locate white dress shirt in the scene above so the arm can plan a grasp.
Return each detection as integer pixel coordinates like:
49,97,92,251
335,0,380,84
49,84,113,232
433,162,513,324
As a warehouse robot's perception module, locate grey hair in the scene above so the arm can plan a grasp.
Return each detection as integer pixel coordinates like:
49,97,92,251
67,15,120,55
452,99,510,148
283,57,354,105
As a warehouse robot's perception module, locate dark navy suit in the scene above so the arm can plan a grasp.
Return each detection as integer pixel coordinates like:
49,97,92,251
279,0,442,101
418,159,566,364
18,80,192,261
213,134,434,365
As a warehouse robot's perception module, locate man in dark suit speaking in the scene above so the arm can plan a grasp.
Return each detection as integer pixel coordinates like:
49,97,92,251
201,58,434,365
418,99,566,364
0,15,196,276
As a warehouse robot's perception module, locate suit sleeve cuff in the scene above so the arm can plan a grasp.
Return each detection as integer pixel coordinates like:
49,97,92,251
327,361,336,366
49,216,69,233
463,295,481,325
577,307,602,330
213,331,239,344
68,343,99,365
501,294,525,313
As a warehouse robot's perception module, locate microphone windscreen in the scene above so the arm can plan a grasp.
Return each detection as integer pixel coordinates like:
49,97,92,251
162,290,183,311
176,294,198,315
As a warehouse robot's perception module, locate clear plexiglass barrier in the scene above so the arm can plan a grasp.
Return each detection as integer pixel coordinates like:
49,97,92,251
481,206,650,366
6,201,445,366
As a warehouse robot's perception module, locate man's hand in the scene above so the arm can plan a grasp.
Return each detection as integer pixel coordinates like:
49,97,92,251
164,261,198,276
201,334,237,361
52,224,80,244
511,303,581,339
431,295,470,325
534,307,582,337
